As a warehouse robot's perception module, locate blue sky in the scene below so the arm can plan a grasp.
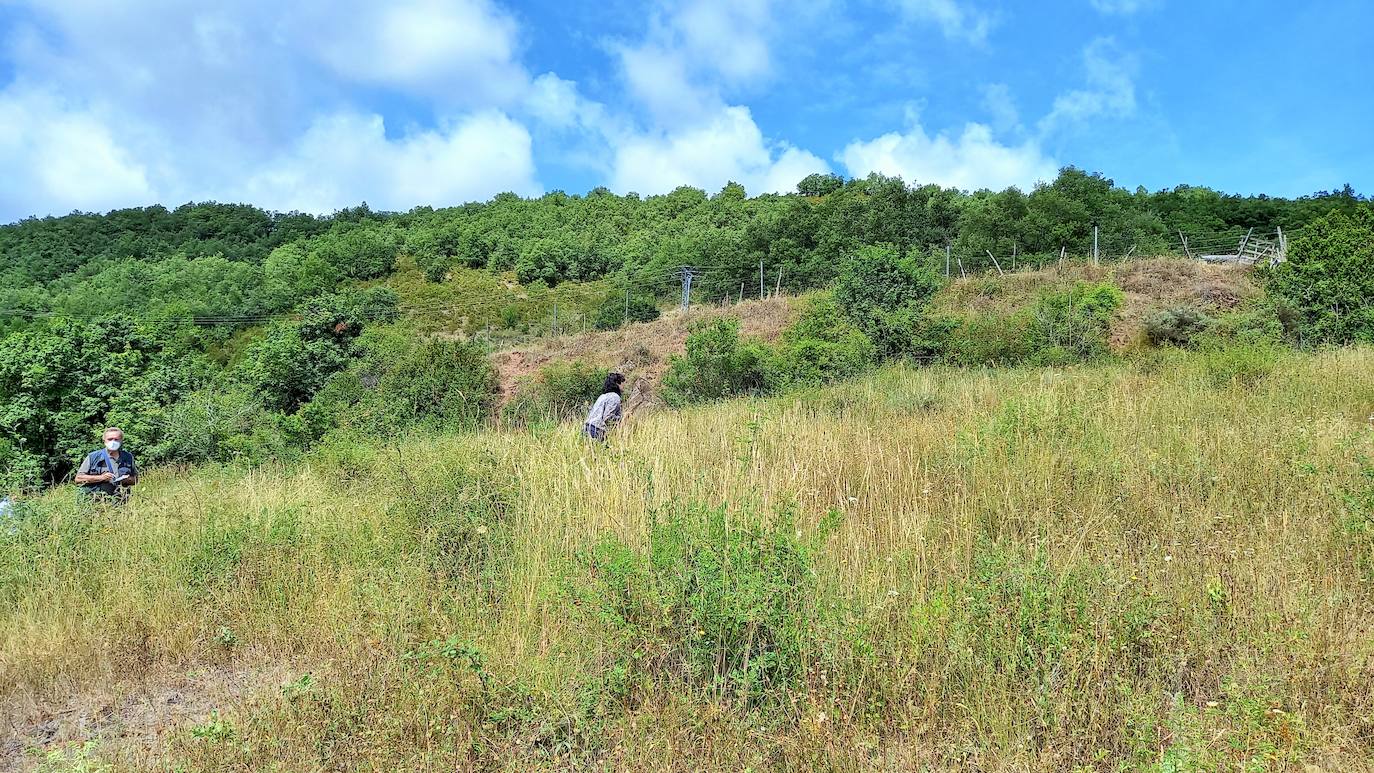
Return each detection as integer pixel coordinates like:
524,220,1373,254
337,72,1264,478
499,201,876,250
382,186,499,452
1,0,1370,222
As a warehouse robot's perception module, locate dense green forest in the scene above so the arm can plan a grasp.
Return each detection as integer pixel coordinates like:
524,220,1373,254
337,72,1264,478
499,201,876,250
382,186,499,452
1,168,1370,491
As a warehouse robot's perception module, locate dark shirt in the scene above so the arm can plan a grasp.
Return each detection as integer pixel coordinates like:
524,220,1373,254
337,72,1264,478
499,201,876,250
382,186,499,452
77,448,137,495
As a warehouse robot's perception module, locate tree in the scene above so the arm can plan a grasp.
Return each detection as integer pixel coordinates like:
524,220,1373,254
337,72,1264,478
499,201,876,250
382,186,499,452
1267,209,1374,344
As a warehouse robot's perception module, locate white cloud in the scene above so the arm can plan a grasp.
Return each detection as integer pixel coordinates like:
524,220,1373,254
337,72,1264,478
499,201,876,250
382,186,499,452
1088,0,1154,14
1039,37,1137,133
596,0,828,195
615,42,726,128
840,121,1056,191
613,0,778,127
300,0,529,105
237,111,540,213
894,0,994,44
980,83,1021,134
673,0,773,83
0,0,545,220
0,89,157,217
610,106,828,196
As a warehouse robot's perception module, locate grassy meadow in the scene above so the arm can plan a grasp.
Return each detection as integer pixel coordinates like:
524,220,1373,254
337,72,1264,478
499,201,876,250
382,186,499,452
3,347,1373,771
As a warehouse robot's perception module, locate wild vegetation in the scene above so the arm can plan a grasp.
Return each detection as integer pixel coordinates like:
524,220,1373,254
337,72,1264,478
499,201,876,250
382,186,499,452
1,170,1372,770
3,171,1370,492
2,347,1371,771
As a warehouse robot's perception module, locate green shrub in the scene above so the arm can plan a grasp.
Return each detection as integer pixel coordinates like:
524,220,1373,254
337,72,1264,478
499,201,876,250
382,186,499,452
593,294,661,330
1267,208,1374,345
662,318,774,406
945,312,1037,366
834,244,944,358
1210,302,1287,345
296,324,497,440
153,386,302,465
1144,306,1215,347
1028,281,1123,362
570,502,836,704
772,293,878,386
502,360,610,426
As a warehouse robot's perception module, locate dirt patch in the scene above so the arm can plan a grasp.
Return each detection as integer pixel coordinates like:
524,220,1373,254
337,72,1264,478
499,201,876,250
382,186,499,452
935,257,1259,347
492,295,796,410
1110,258,1259,345
1,662,296,771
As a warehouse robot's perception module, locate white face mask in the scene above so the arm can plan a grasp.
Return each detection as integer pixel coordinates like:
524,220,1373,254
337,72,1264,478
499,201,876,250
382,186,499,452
105,439,122,451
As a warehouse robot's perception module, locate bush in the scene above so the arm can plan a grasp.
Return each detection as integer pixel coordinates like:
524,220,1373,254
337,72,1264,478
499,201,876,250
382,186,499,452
152,386,302,465
570,502,836,704
1267,208,1374,345
502,361,610,426
1144,306,1216,347
662,318,774,406
834,244,943,358
593,294,661,331
945,312,1037,366
772,293,877,386
1028,281,1123,362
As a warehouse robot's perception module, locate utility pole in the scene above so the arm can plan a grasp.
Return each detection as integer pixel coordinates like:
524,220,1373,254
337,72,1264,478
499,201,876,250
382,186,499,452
1178,230,1192,260
945,244,951,278
1092,225,1100,266
759,260,765,299
677,266,696,310
775,268,783,297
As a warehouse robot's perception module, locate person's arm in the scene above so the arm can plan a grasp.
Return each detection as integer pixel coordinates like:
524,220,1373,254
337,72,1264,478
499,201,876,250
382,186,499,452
73,454,112,485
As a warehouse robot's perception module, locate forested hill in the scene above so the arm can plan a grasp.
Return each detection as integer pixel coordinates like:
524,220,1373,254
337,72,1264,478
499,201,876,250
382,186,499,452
2,170,1367,319
1,168,1370,491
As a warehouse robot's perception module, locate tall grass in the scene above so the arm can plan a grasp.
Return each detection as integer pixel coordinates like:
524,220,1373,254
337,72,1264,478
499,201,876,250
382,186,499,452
3,348,1373,771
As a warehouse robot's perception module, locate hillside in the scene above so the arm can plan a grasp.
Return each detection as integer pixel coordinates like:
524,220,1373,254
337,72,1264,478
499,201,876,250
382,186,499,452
491,256,1258,406
3,347,1372,771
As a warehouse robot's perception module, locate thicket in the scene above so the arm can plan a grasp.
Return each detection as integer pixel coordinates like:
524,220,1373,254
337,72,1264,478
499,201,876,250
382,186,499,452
2,170,1369,488
501,361,610,426
1265,208,1374,345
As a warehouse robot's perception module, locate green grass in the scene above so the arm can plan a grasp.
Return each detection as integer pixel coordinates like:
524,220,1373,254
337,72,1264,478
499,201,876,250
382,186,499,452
3,348,1373,771
380,257,616,339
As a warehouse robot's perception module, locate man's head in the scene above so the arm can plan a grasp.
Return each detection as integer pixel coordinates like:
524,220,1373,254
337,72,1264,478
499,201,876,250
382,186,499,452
102,427,124,452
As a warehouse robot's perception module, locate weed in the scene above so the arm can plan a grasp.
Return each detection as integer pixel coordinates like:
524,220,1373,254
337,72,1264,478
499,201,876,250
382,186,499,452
189,712,236,744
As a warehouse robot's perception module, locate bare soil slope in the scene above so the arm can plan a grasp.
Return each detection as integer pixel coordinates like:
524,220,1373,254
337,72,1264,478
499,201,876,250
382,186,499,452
492,295,797,410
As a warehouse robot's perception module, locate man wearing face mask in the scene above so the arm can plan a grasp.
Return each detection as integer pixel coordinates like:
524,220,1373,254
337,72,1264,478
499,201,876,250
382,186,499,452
74,427,139,500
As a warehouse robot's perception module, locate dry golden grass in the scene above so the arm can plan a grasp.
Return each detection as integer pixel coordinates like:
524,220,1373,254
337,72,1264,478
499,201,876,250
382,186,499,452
3,347,1372,772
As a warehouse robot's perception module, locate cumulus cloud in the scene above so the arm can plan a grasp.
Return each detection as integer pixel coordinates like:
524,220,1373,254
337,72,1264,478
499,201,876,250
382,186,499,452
840,121,1056,191
237,111,540,213
597,0,829,195
613,0,777,127
1038,37,1137,133
0,89,157,217
610,107,827,196
893,0,994,44
300,0,529,105
0,0,545,219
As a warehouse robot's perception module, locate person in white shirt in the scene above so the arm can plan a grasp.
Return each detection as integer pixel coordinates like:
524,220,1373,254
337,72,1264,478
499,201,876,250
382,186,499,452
584,372,625,443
